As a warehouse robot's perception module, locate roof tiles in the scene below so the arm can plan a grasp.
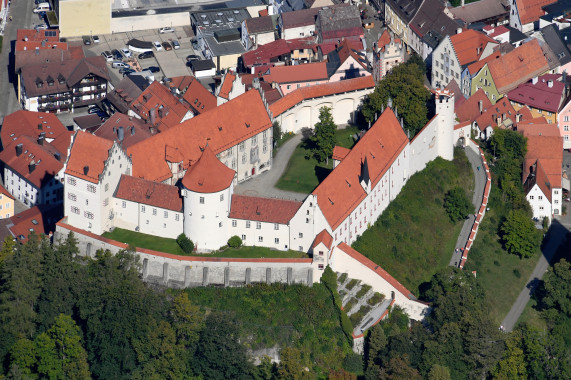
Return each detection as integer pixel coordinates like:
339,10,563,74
115,174,183,212
181,146,235,193
229,194,302,224
65,131,114,184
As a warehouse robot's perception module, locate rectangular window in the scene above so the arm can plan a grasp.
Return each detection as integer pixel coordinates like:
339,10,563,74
274,223,279,230
318,264,324,270
256,222,261,229
67,177,76,186
220,194,224,201
232,220,237,227
67,193,77,201
103,198,108,206
105,183,109,192
175,214,179,221
164,211,168,218
71,206,80,214
84,211,94,219
246,221,251,228
122,201,126,208
153,208,157,215
199,197,204,204
298,232,303,238
241,234,246,240
529,196,534,199
142,206,145,213
258,236,263,242
275,238,279,244
564,116,569,122
564,126,569,131
87,184,96,193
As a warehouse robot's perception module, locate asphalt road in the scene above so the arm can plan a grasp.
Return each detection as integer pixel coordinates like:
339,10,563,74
501,218,569,332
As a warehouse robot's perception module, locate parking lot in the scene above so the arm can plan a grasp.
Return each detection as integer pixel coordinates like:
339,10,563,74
68,27,203,86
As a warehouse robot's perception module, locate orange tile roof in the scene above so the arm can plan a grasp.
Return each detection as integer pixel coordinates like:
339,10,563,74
450,29,498,66
115,175,183,212
332,146,351,161
312,107,408,230
467,50,501,75
0,184,14,200
9,204,62,242
523,133,562,190
182,77,217,114
312,229,333,249
515,0,557,25
131,81,191,133
263,61,328,84
270,75,375,116
377,29,391,48
474,96,519,131
181,145,235,193
455,88,492,122
127,90,272,183
517,123,560,137
229,195,302,224
218,72,236,99
65,131,114,184
488,39,550,94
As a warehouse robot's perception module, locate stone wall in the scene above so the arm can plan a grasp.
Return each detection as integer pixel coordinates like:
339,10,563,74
55,220,315,288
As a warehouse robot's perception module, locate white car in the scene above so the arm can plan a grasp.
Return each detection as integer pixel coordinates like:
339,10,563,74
153,41,163,51
159,27,175,34
120,48,132,58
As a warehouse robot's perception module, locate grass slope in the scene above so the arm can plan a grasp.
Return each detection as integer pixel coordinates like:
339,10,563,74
352,149,474,295
276,126,360,193
102,228,308,258
183,283,351,374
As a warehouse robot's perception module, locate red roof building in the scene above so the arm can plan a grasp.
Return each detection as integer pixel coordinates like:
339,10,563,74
181,146,235,193
229,195,302,224
115,174,183,212
65,132,113,184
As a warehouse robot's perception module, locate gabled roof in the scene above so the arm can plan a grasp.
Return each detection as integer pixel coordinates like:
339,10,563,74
241,37,317,68
312,107,408,230
9,204,62,243
474,96,519,131
182,77,217,115
449,29,498,66
229,195,302,224
522,132,563,193
517,123,560,136
325,39,368,77
130,81,191,132
0,137,64,189
65,131,114,184
270,75,375,116
507,73,566,113
467,50,501,75
281,7,322,29
263,61,328,84
106,75,149,114
539,24,571,66
385,0,424,24
455,88,492,122
245,15,275,34
128,90,272,183
312,229,333,249
332,146,351,161
115,175,183,212
514,0,557,25
0,184,14,200
317,4,362,41
181,145,235,193
408,0,458,40
94,113,152,148
449,0,510,24
218,71,236,99
488,39,550,94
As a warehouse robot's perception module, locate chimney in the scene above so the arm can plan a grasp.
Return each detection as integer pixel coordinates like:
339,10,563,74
38,123,43,130
38,135,44,145
83,166,89,175
548,80,553,88
35,47,39,55
54,152,61,161
15,144,23,156
130,126,135,136
532,77,538,85
29,161,36,173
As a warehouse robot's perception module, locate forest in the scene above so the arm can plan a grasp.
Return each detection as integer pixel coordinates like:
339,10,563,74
0,230,569,379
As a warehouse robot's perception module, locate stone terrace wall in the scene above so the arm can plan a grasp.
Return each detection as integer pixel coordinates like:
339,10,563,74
55,220,315,288
460,139,492,269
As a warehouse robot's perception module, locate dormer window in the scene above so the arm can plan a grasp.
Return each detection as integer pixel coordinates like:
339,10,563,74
36,77,43,88
57,73,65,84
46,75,54,86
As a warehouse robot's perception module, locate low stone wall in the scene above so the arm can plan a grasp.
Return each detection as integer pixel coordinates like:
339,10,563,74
55,220,315,288
460,139,492,269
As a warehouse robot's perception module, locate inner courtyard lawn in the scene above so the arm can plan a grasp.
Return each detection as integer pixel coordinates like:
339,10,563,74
275,125,361,193
101,228,308,258
352,148,474,295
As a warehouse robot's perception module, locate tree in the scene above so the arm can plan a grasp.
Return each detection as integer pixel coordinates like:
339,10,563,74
362,61,431,136
492,330,527,380
500,209,540,258
0,236,16,268
273,120,283,142
443,187,473,222
277,346,310,380
176,233,194,253
540,259,571,319
312,107,337,164
366,323,386,368
427,364,451,380
378,354,421,380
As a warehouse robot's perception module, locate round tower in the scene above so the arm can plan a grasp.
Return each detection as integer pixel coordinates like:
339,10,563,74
435,88,455,161
181,146,235,251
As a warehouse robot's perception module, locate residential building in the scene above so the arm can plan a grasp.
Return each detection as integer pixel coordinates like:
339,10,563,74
20,56,110,113
240,37,318,73
279,7,321,40
64,132,132,235
432,29,499,91
482,24,527,47
9,204,62,242
94,113,152,148
180,77,218,115
373,30,405,81
241,15,277,50
105,75,150,114
557,99,571,149
216,71,247,105
262,61,329,95
384,0,424,47
510,0,558,32
508,74,568,125
0,185,15,220
448,0,510,28
325,39,370,82
461,51,502,99
315,5,363,45
535,24,571,74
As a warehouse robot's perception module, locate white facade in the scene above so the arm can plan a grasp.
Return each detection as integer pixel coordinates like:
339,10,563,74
432,37,462,89
526,184,555,221
3,166,64,207
509,0,535,33
113,198,183,239
230,218,291,250
329,56,371,82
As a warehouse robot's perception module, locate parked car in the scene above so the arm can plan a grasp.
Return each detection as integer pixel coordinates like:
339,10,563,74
162,41,172,51
186,54,200,62
92,35,100,43
122,69,136,76
120,48,132,58
111,49,124,60
153,41,163,51
138,51,154,60
88,107,102,114
82,36,91,45
101,51,113,62
191,39,199,50
35,24,48,30
147,66,160,73
159,27,175,34
172,40,180,50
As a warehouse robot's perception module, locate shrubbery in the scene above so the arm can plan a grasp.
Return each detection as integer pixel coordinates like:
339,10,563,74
176,233,194,253
444,186,473,222
227,235,242,248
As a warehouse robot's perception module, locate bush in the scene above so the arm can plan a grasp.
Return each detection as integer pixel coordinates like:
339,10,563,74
227,235,243,248
444,186,473,222
367,292,385,306
338,273,348,284
321,266,353,343
356,284,372,298
346,279,359,290
176,233,194,253
345,298,358,313
342,352,364,374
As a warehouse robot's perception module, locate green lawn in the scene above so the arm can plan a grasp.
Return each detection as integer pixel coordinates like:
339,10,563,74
275,126,361,193
101,228,308,258
352,148,474,295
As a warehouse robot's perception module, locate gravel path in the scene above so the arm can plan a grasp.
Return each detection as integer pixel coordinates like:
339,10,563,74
233,134,308,202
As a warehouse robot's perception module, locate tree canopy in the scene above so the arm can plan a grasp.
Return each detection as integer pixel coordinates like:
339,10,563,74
443,186,473,222
312,106,337,163
500,209,541,258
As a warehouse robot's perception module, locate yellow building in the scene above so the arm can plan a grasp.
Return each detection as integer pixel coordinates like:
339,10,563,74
0,185,15,219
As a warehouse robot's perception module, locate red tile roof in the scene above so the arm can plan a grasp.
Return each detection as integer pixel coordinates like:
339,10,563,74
65,131,114,184
181,77,217,114
115,174,183,212
94,113,152,149
229,194,302,224
450,29,498,66
242,38,317,68
245,15,275,34
507,74,565,113
181,145,235,193
0,137,64,189
455,88,492,122
263,61,328,84
488,39,550,94
523,133,563,191
128,90,272,183
312,229,333,249
0,184,14,200
270,75,375,116
131,81,191,132
313,107,408,230
517,123,560,137
474,96,521,132
218,72,236,99
515,0,557,25
9,204,62,242
332,146,351,161
336,243,416,299
319,39,364,56
467,50,501,75
281,7,322,29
